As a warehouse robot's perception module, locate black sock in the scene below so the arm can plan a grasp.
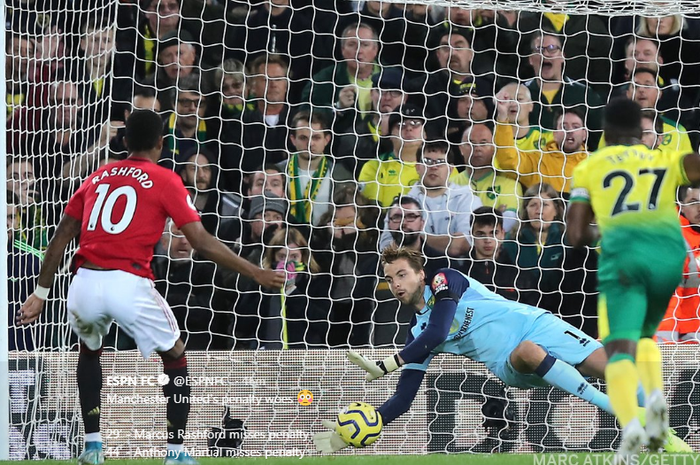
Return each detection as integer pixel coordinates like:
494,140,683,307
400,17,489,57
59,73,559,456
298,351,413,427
77,345,102,435
162,354,190,445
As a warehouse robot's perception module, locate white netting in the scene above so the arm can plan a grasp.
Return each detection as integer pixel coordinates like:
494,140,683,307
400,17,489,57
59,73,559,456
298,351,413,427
5,0,700,459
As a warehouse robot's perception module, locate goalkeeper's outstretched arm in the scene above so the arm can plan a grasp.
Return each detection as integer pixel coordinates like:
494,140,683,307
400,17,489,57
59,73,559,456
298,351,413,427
377,368,426,424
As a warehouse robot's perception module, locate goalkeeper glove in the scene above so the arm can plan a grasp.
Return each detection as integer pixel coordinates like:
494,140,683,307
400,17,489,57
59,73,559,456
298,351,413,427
347,350,401,382
313,419,350,454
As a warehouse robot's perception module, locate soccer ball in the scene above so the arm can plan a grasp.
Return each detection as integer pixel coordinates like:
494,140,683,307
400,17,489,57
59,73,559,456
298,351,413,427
336,402,383,447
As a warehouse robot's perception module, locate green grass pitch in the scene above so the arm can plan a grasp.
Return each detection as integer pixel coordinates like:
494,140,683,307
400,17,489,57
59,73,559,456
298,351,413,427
4,454,697,465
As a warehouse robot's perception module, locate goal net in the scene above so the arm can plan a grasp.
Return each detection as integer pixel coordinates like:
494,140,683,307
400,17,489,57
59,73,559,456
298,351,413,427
5,0,700,459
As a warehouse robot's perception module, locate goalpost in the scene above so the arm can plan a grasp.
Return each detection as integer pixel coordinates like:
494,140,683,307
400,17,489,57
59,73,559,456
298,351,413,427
4,0,700,459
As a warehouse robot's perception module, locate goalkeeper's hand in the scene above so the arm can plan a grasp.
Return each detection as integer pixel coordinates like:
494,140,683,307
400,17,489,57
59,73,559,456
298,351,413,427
347,350,402,382
313,419,349,454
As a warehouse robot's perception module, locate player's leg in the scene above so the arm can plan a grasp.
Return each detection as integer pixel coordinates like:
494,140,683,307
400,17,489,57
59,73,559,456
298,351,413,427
637,275,680,450
508,341,612,413
113,273,198,464
599,283,649,458
67,269,112,465
158,339,197,465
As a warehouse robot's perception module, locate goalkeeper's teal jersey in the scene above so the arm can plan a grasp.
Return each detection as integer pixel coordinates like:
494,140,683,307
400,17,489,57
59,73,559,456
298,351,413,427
404,270,549,373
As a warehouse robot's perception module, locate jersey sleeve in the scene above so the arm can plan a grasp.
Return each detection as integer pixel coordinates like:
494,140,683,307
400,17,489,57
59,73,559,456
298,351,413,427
376,368,426,425
429,268,470,302
163,174,202,228
569,162,591,204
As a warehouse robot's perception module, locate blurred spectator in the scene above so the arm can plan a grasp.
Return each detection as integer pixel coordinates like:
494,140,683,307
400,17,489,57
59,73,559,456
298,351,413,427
154,30,200,109
301,21,381,120
494,96,589,196
443,7,518,80
446,76,494,142
234,193,289,349
355,195,449,347
379,140,481,256
333,67,407,174
224,0,326,104
452,123,522,232
114,0,200,81
7,190,40,351
259,227,331,349
459,206,536,304
525,29,603,149
503,183,597,335
177,148,242,247
342,1,407,68
6,31,38,118
406,25,491,138
246,164,286,199
277,111,353,226
159,73,222,170
512,6,612,89
657,186,700,342
624,68,693,153
634,14,700,102
498,82,553,151
74,16,125,135
6,157,50,250
207,58,251,194
153,220,237,350
312,186,381,347
209,58,250,121
241,54,294,171
358,103,425,207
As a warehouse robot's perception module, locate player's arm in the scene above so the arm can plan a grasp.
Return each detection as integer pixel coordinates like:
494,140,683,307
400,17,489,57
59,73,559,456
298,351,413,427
17,214,81,324
566,200,597,248
180,221,285,289
376,368,426,424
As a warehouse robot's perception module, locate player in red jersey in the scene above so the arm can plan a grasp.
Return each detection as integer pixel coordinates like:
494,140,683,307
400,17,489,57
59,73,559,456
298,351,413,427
18,110,285,465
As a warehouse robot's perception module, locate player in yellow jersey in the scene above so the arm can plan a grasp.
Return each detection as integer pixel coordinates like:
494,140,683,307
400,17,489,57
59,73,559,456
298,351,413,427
567,98,700,460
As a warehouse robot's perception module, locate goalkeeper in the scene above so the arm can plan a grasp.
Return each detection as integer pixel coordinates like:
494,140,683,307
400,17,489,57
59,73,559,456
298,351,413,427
314,245,691,453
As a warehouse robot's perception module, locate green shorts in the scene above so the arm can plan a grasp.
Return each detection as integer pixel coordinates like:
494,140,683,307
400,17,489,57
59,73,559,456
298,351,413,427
597,238,685,343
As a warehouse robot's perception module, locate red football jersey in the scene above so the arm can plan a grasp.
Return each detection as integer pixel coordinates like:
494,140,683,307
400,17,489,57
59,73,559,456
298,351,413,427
64,157,201,279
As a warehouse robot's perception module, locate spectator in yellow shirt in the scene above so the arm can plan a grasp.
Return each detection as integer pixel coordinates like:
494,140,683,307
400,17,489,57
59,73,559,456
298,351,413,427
493,89,589,196
358,104,424,207
498,82,553,152
452,123,522,232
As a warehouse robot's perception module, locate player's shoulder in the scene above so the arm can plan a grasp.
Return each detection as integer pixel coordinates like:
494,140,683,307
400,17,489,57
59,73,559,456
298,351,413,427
430,268,470,298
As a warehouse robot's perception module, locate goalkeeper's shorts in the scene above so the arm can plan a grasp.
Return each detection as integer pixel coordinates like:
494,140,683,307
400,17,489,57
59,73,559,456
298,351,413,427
67,268,180,358
493,312,602,389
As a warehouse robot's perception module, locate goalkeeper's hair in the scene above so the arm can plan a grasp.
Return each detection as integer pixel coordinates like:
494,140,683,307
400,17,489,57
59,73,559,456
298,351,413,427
604,98,643,143
125,110,163,152
381,244,425,274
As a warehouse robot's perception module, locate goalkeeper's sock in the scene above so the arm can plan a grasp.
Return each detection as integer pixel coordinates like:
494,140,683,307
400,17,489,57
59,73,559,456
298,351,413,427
77,344,103,435
535,354,612,414
636,338,664,397
605,355,640,427
162,354,190,445
637,382,646,408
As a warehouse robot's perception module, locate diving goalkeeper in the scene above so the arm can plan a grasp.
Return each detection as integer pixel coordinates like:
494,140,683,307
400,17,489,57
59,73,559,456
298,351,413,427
313,245,691,453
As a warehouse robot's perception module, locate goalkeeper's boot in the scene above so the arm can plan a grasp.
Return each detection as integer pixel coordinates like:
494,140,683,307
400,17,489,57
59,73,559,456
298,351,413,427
77,442,104,465
616,418,647,464
164,450,199,465
645,389,669,452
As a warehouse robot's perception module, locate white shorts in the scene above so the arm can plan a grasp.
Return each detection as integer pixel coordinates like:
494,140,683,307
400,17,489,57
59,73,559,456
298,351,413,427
67,268,180,358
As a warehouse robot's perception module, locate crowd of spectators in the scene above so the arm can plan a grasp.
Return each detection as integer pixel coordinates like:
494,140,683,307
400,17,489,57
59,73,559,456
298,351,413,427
7,0,700,350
